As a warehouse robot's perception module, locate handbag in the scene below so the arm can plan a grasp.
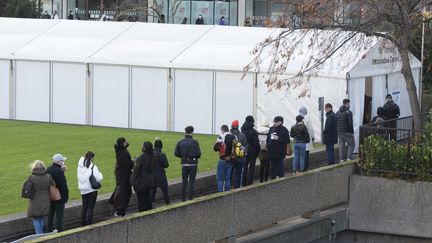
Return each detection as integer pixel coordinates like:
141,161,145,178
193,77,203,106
49,185,61,201
286,143,293,156
90,165,101,189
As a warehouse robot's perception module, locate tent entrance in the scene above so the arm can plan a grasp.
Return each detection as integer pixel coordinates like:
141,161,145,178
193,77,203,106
363,77,373,124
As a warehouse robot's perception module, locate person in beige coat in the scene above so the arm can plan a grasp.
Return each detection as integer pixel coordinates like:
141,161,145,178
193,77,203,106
27,160,55,234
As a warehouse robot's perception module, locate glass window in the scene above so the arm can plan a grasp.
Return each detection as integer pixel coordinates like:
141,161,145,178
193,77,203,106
229,1,238,26
171,0,191,24
191,0,214,25
153,0,169,23
215,1,229,25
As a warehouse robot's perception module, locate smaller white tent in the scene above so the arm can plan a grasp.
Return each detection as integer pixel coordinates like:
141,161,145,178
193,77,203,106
0,18,422,152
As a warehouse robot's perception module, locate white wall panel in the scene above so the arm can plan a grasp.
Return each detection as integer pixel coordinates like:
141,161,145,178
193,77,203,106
93,65,129,128
215,72,253,131
52,63,86,124
174,70,213,134
16,61,50,122
131,67,168,130
0,60,9,118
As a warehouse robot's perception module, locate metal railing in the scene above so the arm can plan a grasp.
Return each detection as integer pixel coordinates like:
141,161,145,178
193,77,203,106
359,113,432,181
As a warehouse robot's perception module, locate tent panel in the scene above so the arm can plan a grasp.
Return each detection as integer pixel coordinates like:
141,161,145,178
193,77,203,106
52,63,86,124
349,77,366,153
0,60,9,118
371,75,387,119
174,70,213,134
16,61,50,122
214,72,253,131
257,76,347,143
93,65,129,128
131,67,168,131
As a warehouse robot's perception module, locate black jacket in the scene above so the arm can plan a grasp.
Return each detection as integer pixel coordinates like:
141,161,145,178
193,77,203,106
266,125,290,160
290,123,310,143
337,105,354,134
214,132,236,160
174,135,201,165
231,128,248,147
323,110,338,145
383,100,400,119
241,121,260,156
131,153,155,192
112,148,133,209
153,148,169,187
47,164,69,204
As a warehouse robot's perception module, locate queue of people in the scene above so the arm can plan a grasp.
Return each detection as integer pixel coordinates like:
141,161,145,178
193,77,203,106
22,95,399,235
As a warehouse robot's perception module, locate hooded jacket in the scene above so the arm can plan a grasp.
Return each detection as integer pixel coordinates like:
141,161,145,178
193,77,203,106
77,157,103,195
337,105,354,134
241,120,260,155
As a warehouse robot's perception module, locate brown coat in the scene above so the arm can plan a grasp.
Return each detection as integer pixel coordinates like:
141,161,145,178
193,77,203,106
27,167,55,218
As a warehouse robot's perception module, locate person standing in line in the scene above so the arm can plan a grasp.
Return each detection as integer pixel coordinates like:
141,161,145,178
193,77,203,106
26,160,55,234
241,115,260,186
67,11,74,20
219,16,226,25
151,138,170,205
267,116,290,179
47,154,69,232
230,120,248,189
52,11,59,19
214,125,236,192
298,106,315,171
77,151,103,226
111,137,134,217
382,94,400,140
196,14,204,25
337,99,355,162
174,126,201,201
257,119,271,182
323,103,338,165
132,142,155,212
181,17,188,24
290,115,310,174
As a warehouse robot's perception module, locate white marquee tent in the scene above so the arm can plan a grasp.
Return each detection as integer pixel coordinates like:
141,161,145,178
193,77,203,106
0,18,422,151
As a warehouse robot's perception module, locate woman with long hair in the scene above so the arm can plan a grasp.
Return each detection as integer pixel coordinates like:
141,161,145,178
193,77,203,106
110,137,134,217
77,151,103,225
26,160,55,234
131,142,155,212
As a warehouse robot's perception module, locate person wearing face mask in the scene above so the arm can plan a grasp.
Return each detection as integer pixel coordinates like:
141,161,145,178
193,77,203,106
337,99,355,162
110,137,134,217
267,116,290,179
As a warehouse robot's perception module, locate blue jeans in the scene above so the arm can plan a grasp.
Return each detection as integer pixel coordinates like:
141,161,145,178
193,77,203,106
32,216,44,234
233,159,245,189
326,144,336,164
270,159,284,179
217,160,233,192
293,143,306,172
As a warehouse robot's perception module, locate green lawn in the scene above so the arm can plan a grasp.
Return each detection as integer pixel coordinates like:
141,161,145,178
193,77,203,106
0,120,219,217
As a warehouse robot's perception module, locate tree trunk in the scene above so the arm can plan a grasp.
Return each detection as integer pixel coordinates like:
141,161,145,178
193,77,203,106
399,34,422,131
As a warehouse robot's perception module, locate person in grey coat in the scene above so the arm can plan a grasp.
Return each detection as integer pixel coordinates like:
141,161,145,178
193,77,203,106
27,160,55,234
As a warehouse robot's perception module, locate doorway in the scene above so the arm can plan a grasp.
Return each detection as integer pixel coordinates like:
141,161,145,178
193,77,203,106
363,77,372,124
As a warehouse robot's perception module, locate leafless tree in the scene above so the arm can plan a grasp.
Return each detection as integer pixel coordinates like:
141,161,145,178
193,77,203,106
245,0,432,130
110,0,184,23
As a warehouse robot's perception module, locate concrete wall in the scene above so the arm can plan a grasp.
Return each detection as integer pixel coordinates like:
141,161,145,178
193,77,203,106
320,231,432,243
30,162,356,243
349,175,432,239
1,148,338,242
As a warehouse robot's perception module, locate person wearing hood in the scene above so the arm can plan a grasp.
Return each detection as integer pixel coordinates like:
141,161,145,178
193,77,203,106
47,153,69,232
267,116,290,179
299,106,315,171
337,99,355,162
257,119,271,182
26,160,55,234
323,103,338,165
150,138,170,205
77,151,103,226
230,120,248,188
110,137,134,217
241,115,260,186
196,14,204,25
290,115,310,173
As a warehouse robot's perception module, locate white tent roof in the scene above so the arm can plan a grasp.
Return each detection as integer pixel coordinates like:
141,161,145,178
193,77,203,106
0,18,59,59
0,18,421,77
12,20,134,62
89,23,214,68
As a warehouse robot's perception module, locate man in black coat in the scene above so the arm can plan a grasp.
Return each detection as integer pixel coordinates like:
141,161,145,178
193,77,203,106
175,126,201,201
382,94,400,140
267,116,290,179
323,103,338,164
337,99,355,161
47,154,69,232
241,115,260,186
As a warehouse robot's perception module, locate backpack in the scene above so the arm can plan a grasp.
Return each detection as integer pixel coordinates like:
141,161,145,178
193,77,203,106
213,139,226,157
232,141,247,160
21,176,35,199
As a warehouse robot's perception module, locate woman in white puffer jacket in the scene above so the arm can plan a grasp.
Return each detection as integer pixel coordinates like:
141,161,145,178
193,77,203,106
77,151,103,226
